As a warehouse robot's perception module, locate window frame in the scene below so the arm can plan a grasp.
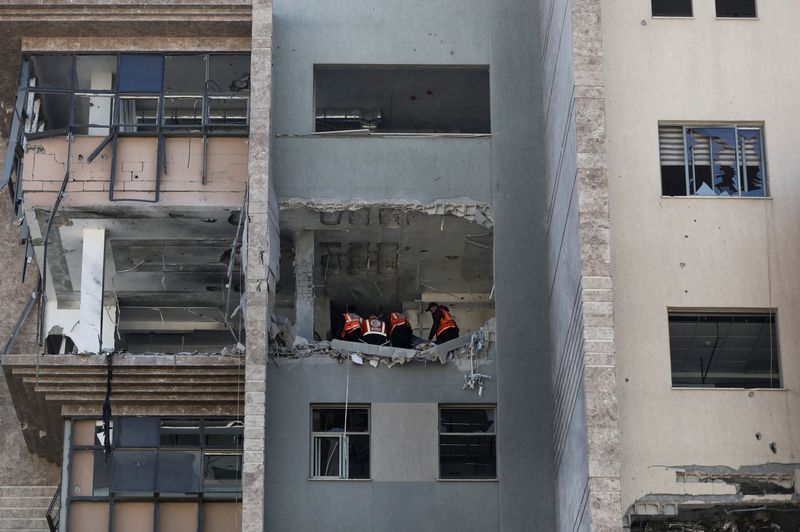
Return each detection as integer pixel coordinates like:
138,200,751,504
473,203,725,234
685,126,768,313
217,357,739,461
24,52,250,141
438,404,497,481
309,404,371,481
659,122,769,198
667,309,782,390
716,0,757,19
651,0,693,18
66,416,243,532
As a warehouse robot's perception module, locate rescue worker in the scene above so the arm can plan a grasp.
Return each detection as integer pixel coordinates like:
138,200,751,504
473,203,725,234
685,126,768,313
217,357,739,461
361,314,388,345
426,302,460,344
387,311,413,348
340,305,363,342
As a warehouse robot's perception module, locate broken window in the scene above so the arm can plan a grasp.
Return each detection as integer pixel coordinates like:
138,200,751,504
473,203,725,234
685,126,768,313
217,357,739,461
311,406,370,479
75,55,116,91
314,66,490,133
439,406,496,479
28,92,70,135
716,0,757,17
30,54,73,89
21,52,250,138
659,124,766,197
652,0,692,17
669,311,780,388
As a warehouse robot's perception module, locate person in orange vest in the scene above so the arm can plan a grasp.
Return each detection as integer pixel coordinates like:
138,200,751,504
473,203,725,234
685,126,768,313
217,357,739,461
340,305,363,342
426,302,460,344
387,311,413,348
361,314,388,345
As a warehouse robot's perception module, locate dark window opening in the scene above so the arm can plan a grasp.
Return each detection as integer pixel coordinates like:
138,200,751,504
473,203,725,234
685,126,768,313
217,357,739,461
716,0,757,17
30,54,73,89
314,66,490,134
311,406,370,480
439,406,496,479
45,333,75,354
669,311,780,388
652,0,692,17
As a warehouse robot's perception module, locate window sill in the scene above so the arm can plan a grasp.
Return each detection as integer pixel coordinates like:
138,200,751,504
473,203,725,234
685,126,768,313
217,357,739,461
277,132,492,139
308,478,371,482
651,16,694,20
671,387,786,392
660,195,772,200
715,17,759,20
437,478,498,482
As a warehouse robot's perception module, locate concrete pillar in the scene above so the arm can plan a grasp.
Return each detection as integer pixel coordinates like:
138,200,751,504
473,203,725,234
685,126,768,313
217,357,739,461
293,230,314,341
77,228,106,353
242,1,273,531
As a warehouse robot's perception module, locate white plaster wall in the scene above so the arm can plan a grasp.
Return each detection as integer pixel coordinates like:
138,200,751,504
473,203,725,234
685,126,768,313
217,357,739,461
601,0,800,512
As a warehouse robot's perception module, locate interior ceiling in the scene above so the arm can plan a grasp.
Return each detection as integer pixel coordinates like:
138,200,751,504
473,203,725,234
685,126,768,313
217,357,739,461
34,207,241,310
277,207,494,314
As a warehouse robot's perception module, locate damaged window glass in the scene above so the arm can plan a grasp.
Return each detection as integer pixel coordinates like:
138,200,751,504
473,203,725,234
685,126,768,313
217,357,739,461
311,406,370,480
716,0,757,17
659,124,766,197
652,0,692,17
22,52,250,137
30,54,73,89
439,406,496,479
669,311,780,388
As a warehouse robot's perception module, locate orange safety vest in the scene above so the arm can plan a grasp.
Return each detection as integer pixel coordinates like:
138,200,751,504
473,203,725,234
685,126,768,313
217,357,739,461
388,312,409,336
436,309,457,336
341,313,363,337
361,316,387,337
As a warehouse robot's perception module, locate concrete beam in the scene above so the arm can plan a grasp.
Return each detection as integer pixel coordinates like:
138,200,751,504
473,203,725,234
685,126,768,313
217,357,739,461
77,228,105,353
293,230,314,341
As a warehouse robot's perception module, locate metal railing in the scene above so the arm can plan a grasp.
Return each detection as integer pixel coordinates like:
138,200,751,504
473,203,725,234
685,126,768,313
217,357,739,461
45,484,60,532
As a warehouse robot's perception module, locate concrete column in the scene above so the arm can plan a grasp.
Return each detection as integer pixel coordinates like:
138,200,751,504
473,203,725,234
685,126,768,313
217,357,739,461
242,1,273,531
77,228,106,353
293,230,314,341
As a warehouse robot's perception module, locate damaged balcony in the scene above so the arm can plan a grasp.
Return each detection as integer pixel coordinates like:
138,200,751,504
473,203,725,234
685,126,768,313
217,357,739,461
13,52,250,208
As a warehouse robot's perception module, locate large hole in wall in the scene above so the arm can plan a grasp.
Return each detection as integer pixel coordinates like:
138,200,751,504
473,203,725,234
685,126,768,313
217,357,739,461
276,207,494,342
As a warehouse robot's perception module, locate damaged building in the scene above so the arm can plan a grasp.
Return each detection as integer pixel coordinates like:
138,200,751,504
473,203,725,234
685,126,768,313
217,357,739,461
0,0,797,531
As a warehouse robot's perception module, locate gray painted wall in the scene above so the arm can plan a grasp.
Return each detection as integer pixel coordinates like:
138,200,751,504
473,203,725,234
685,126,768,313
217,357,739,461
264,356,498,532
540,0,591,530
490,0,557,530
271,0,493,205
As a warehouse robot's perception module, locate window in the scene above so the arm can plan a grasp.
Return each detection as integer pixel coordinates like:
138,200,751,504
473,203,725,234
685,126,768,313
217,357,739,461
439,406,496,479
669,311,780,388
314,66,490,134
68,417,242,532
22,52,249,138
716,0,757,18
659,124,766,197
652,0,692,17
310,406,370,479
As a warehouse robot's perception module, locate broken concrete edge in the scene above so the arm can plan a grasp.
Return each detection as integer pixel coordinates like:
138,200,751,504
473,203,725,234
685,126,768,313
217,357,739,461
624,463,800,523
278,196,494,228
272,320,495,369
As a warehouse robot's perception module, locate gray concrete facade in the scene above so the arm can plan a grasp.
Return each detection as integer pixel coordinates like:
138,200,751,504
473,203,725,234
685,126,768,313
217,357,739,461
265,356,498,531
